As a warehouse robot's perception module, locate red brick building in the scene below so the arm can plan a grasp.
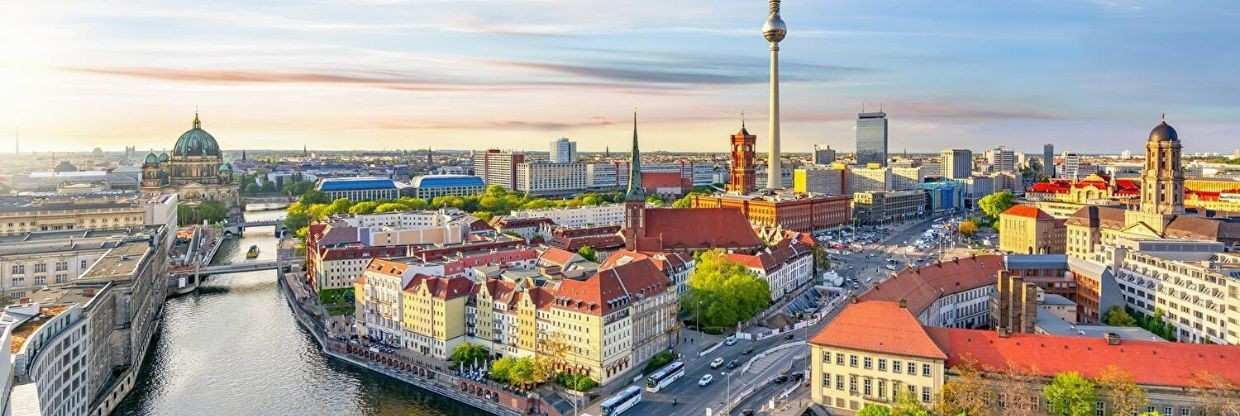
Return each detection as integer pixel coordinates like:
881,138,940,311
690,193,852,233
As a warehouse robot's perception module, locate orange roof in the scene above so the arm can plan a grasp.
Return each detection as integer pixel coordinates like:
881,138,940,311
810,301,947,360
555,252,672,315
1001,204,1053,220
366,258,410,276
635,207,764,251
927,327,1240,388
860,255,1004,314
538,247,579,267
403,274,473,300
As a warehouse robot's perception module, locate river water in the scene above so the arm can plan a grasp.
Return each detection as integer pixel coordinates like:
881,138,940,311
114,211,475,416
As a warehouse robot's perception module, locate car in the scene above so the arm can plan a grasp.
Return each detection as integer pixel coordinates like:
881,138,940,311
740,409,755,416
698,374,714,386
726,360,739,369
710,357,725,369
774,375,789,384
743,348,754,355
724,336,737,346
784,333,795,340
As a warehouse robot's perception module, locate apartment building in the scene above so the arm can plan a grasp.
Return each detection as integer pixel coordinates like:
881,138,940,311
852,191,927,226
998,205,1066,255
508,204,627,228
474,150,526,190
891,166,927,191
726,238,813,302
516,162,588,196
0,229,151,302
848,164,891,193
793,165,847,195
402,275,473,359
355,259,419,347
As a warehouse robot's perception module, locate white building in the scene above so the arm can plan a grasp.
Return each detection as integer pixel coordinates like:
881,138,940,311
1061,152,1083,180
355,259,419,347
848,165,892,193
986,146,1016,173
891,166,927,191
940,149,973,179
550,138,578,163
474,150,526,190
585,162,629,191
515,162,587,196
508,204,626,228
726,239,813,302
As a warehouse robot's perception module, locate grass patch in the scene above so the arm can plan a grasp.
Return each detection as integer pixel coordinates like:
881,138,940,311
320,288,355,316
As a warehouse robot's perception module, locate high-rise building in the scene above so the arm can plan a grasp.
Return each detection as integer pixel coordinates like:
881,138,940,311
728,124,757,194
1044,144,1055,177
763,0,787,190
986,145,1016,173
473,149,525,190
812,144,836,165
940,149,973,179
549,137,577,163
1061,152,1082,180
515,162,587,197
856,112,889,167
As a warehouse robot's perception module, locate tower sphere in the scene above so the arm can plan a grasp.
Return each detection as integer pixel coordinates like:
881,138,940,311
763,14,786,43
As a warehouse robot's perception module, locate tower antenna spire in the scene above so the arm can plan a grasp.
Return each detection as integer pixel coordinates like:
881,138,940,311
741,111,746,130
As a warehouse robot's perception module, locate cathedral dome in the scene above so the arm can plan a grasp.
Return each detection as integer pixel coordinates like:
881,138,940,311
1148,120,1178,143
159,152,169,163
173,113,221,157
144,152,159,165
218,163,233,173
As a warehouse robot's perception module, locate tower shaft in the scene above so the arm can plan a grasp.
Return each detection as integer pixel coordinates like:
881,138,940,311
767,44,781,190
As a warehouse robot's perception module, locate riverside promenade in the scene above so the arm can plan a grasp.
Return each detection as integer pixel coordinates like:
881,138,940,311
276,269,566,416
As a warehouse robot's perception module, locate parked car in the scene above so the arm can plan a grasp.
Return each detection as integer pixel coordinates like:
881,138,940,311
774,375,789,384
784,333,795,340
726,360,739,369
699,374,714,387
710,357,725,369
725,336,737,346
743,348,754,355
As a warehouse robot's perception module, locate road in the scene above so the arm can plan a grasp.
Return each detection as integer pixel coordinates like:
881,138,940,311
582,214,976,416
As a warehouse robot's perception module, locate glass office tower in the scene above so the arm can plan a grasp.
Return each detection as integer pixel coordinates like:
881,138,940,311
856,112,888,167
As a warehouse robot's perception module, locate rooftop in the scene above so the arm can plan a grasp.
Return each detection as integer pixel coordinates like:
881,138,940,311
80,242,150,281
860,255,1004,315
317,177,398,191
810,300,947,360
411,175,484,189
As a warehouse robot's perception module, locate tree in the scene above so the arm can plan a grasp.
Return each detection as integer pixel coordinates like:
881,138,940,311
979,191,1015,220
1096,366,1147,416
577,246,598,262
449,343,489,368
1044,372,1097,416
959,219,979,237
681,250,770,330
490,357,516,383
300,189,331,205
1189,371,1240,416
891,391,930,416
1103,306,1137,327
936,359,994,416
858,404,891,416
508,357,538,389
348,201,380,215
373,202,408,213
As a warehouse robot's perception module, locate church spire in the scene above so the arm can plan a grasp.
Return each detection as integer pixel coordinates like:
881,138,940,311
625,112,645,201
192,111,201,129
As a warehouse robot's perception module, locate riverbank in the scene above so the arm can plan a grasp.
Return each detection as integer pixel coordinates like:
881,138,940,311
276,270,563,416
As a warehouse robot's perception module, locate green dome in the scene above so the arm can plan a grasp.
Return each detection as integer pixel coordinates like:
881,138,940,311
218,163,233,173
173,113,221,157
144,152,159,165
158,152,169,162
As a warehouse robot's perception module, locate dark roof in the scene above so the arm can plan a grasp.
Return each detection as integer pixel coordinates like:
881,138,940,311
1148,120,1178,142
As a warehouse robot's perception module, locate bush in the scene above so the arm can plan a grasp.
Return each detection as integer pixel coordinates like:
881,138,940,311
555,373,598,392
643,351,677,374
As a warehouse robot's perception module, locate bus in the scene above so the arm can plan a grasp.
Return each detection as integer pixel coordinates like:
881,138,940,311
600,385,642,416
644,361,685,393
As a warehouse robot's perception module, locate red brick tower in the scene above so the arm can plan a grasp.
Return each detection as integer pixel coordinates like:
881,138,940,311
728,122,757,194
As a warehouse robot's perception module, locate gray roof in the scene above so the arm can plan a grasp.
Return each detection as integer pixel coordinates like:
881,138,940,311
1005,254,1068,269
1036,312,1165,343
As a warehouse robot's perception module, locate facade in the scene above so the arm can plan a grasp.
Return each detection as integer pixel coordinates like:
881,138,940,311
1043,144,1055,177
585,162,629,191
0,229,160,302
1061,152,1083,180
812,300,1240,416
998,205,1066,255
407,175,485,199
851,191,926,226
691,193,853,233
860,255,1004,329
940,149,972,179
1184,178,1240,213
402,275,472,359
891,166,926,191
812,144,837,165
856,112,889,167
509,204,626,228
725,237,813,302
8,228,168,416
355,259,419,347
0,197,162,237
474,150,526,190
549,138,578,163
727,126,757,195
794,165,847,195
1025,173,1141,207
139,113,238,206
986,146,1016,173
848,164,892,193
515,162,587,196
317,177,401,202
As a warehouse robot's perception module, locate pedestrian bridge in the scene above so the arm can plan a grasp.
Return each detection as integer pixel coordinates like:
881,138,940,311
243,220,284,227
172,257,304,276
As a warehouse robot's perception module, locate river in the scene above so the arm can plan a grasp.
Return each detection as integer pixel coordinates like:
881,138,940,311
114,211,475,416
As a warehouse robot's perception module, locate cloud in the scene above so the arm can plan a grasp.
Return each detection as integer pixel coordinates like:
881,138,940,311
496,61,756,85
375,117,617,130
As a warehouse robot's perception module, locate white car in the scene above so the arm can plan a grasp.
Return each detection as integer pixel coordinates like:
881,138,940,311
710,357,725,369
725,336,737,346
699,374,714,387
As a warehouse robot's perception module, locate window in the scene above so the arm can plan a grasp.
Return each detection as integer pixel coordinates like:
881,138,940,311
849,355,858,368
1179,408,1189,416
822,351,831,365
864,357,873,370
907,362,916,374
55,261,68,272
922,387,931,403
836,354,844,366
893,360,902,374
33,263,46,274
1096,401,1105,416
822,372,832,387
11,265,24,275
863,378,872,396
34,275,45,286
1164,407,1173,416
849,375,858,394
878,359,887,372
922,363,931,377
836,374,844,390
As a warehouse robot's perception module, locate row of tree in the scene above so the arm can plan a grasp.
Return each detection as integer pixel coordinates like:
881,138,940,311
177,201,228,226
1104,306,1177,341
450,337,600,393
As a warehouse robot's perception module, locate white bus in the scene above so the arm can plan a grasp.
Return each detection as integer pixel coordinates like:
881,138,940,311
644,361,685,393
600,385,642,416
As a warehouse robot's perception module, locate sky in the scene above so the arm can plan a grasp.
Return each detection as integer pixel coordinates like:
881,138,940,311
2,0,1238,155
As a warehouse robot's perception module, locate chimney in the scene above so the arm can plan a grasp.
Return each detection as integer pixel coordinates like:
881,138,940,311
898,298,907,309
1104,332,1121,346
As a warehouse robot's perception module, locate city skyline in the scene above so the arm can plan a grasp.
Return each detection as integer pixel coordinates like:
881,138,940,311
3,0,1239,154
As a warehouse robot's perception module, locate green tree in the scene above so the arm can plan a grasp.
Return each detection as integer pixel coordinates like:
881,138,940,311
348,201,380,215
1044,372,1097,416
490,357,516,383
508,357,538,389
682,250,770,329
858,404,891,416
449,342,490,368
978,190,1015,220
1103,306,1137,327
936,359,994,416
299,189,331,205
891,391,930,416
577,246,598,262
323,198,353,218
373,202,409,213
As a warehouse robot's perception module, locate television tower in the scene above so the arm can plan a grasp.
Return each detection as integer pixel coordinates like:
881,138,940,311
764,0,786,190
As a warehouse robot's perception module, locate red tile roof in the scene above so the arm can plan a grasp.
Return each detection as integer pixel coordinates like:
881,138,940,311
859,255,1004,314
926,327,1240,388
810,301,947,360
403,274,474,300
1002,204,1053,220
538,247,579,267
634,208,764,251
554,252,672,316
641,171,686,190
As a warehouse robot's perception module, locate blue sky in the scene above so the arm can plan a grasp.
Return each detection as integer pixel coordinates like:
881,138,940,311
2,0,1238,154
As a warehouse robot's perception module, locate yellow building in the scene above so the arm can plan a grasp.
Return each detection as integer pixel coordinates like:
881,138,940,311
401,275,472,359
810,301,946,413
998,204,1065,255
1185,178,1240,213
0,200,146,236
